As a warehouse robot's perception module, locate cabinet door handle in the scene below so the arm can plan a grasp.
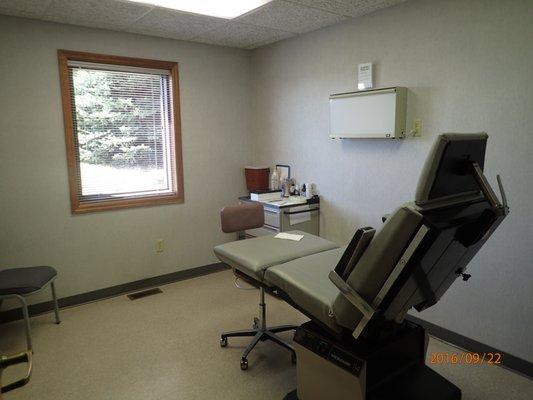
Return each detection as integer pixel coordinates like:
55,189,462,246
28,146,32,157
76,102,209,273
283,208,320,215
263,224,280,230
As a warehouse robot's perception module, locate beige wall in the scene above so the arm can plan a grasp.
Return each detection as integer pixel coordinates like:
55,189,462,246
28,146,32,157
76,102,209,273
0,16,251,303
250,0,533,361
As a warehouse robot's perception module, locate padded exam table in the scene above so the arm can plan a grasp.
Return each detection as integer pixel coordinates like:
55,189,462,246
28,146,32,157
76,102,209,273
214,230,339,369
214,230,339,284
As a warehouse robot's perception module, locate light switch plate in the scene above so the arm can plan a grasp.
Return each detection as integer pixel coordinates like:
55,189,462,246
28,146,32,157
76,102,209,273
413,119,422,137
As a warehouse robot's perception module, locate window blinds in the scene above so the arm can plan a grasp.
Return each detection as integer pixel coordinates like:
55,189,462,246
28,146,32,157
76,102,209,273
68,61,176,201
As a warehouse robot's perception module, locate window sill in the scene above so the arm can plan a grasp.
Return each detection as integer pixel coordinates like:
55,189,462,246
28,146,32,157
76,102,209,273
71,193,184,214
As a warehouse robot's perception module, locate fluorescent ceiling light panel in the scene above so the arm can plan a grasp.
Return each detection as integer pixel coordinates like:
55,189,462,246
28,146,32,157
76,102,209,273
127,0,272,19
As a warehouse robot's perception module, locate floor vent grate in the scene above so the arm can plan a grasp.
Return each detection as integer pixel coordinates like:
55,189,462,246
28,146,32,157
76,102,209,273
127,288,162,301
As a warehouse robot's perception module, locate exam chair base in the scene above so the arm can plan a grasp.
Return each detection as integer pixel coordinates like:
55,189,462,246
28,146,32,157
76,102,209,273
283,321,461,400
283,365,461,400
219,286,297,370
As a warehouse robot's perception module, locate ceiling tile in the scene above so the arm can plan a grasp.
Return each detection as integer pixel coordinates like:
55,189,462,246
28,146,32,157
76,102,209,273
0,0,52,18
42,0,153,30
286,0,355,16
0,0,409,50
288,0,406,18
237,0,345,34
347,0,407,17
129,8,226,41
195,22,295,50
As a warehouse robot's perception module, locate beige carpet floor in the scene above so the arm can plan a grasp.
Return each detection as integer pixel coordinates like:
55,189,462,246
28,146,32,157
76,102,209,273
0,269,531,399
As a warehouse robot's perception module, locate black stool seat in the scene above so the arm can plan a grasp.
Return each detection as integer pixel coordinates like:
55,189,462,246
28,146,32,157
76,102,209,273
0,266,60,351
0,266,57,295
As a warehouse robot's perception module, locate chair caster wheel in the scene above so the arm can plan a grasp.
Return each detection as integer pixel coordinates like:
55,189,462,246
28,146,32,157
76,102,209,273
253,317,259,329
220,337,228,347
240,358,249,370
291,352,297,364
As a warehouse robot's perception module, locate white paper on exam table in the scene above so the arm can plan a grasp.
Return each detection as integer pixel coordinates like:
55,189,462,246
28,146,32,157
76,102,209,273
275,232,304,241
289,205,311,226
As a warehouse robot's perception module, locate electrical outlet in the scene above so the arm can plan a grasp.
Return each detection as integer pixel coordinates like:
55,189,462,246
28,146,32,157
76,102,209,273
155,239,164,253
413,119,422,137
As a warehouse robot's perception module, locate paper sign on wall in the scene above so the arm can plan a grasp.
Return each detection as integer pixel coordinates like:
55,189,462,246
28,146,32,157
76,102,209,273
358,62,373,90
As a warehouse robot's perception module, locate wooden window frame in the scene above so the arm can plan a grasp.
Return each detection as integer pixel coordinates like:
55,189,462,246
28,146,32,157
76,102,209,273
58,50,184,214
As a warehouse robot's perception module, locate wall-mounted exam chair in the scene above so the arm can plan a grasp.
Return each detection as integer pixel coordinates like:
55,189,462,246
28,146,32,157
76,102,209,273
215,133,508,399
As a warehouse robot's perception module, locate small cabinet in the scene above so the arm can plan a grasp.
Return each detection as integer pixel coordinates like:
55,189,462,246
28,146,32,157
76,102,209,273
239,196,320,237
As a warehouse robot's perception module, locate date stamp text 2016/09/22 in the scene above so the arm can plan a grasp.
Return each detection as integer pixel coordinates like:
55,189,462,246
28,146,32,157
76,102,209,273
430,352,502,365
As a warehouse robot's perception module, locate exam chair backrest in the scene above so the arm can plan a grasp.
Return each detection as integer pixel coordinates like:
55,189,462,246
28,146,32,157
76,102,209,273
331,133,508,338
220,202,264,233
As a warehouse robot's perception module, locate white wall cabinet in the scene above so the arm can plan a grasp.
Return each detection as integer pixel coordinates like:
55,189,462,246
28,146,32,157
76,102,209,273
329,87,407,139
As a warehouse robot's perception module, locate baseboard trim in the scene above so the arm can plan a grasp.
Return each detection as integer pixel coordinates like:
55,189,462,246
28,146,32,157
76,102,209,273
407,315,532,378
0,262,229,324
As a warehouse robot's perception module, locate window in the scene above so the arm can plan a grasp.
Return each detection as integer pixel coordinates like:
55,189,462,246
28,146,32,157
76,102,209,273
58,50,183,213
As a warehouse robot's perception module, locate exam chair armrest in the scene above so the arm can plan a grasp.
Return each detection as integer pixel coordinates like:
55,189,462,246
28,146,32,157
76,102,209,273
329,270,378,339
329,271,375,319
333,227,375,280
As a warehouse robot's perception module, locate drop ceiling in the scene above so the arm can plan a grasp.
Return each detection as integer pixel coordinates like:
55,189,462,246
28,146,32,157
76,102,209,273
0,0,407,49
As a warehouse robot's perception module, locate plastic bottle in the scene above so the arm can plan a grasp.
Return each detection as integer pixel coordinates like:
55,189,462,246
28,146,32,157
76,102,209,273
270,169,279,190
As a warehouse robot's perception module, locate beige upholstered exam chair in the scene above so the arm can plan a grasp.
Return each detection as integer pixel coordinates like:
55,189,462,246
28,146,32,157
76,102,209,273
214,134,509,400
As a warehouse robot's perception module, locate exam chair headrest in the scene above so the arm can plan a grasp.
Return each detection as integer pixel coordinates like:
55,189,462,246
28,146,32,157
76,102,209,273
415,133,488,206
